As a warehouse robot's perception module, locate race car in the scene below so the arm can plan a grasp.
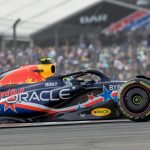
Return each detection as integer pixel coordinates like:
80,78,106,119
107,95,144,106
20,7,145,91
0,58,126,123
118,75,150,122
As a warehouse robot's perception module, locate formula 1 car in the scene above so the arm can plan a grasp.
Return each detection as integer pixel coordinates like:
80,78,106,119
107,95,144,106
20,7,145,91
118,75,150,122
0,58,127,123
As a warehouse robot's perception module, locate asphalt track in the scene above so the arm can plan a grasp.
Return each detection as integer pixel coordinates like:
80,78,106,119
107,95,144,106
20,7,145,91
0,121,149,150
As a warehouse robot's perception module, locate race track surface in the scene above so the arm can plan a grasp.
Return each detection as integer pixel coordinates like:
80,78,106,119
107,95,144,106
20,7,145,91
0,121,149,150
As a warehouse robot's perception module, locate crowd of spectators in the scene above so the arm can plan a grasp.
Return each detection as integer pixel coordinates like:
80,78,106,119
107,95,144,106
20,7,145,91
0,30,150,81
116,0,150,8
0,44,149,81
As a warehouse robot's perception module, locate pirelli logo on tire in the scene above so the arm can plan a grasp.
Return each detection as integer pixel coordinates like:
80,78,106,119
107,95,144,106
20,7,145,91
140,81,150,89
120,81,135,90
118,80,135,99
91,108,111,117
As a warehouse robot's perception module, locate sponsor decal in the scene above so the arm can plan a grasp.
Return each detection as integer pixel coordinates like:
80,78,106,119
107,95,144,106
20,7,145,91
0,65,44,85
80,113,86,118
4,89,71,112
0,88,25,99
109,84,122,91
140,81,150,89
45,82,58,87
91,108,111,117
0,64,55,85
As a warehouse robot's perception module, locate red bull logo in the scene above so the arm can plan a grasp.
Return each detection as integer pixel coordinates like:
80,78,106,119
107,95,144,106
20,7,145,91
0,64,55,85
0,88,25,98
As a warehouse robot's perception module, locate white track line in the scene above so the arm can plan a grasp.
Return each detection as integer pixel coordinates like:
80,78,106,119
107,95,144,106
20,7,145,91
0,119,130,128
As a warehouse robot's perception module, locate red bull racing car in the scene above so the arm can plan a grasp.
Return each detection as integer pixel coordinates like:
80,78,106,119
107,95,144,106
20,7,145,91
0,57,149,123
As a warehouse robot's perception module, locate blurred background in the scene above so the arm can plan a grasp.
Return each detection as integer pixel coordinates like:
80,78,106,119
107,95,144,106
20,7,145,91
0,0,150,80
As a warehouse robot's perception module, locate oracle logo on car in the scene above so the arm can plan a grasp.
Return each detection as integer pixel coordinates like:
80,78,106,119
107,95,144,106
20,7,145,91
5,88,71,104
4,88,71,113
91,108,111,117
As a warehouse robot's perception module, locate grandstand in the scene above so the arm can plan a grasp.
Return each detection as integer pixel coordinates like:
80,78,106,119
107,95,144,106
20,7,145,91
0,0,149,80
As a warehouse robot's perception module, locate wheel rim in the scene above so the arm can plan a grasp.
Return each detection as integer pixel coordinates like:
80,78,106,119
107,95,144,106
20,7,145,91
123,87,149,114
132,95,143,105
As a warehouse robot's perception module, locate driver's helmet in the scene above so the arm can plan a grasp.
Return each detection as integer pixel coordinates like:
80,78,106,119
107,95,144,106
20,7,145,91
40,57,54,64
63,76,74,86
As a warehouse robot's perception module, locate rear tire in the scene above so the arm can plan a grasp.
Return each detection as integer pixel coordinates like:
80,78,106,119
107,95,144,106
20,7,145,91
118,79,150,122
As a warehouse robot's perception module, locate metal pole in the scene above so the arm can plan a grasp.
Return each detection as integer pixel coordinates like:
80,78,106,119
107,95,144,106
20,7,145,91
13,18,21,52
54,26,59,49
1,36,6,50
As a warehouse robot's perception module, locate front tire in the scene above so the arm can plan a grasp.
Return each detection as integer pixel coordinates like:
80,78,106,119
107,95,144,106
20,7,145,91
118,79,150,122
